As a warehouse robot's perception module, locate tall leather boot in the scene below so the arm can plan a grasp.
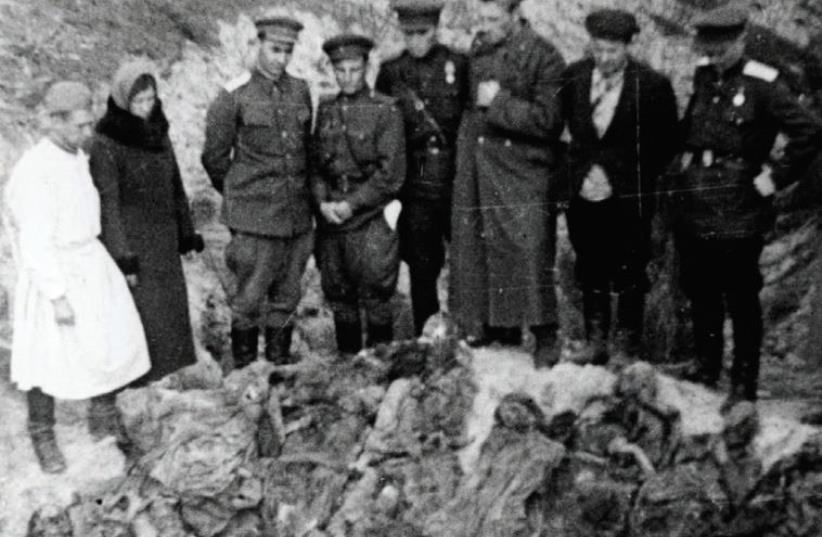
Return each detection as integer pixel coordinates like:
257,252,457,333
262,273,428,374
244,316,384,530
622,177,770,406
582,289,611,365
27,388,65,474
265,325,295,365
231,324,259,369
88,392,131,452
335,318,363,355
614,288,645,361
684,295,724,388
409,268,440,337
532,323,561,368
366,322,394,347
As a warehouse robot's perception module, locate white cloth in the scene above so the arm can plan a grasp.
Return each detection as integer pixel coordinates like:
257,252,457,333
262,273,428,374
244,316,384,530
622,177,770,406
590,67,625,138
5,138,150,399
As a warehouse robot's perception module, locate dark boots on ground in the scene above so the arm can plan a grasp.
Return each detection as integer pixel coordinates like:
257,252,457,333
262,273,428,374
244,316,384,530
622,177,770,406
28,388,65,474
532,323,561,368
581,289,610,365
231,324,259,369
264,325,296,365
88,393,131,452
335,318,363,355
28,388,131,474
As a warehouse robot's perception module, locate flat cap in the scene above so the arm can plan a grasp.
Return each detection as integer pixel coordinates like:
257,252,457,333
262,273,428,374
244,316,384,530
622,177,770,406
255,17,303,44
693,5,747,43
322,34,374,63
394,0,444,30
43,81,92,114
585,9,640,43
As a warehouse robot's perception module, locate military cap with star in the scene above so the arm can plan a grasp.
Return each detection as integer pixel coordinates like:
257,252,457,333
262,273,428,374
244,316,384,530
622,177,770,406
255,16,304,44
393,0,444,30
585,9,640,43
322,34,375,63
693,5,748,43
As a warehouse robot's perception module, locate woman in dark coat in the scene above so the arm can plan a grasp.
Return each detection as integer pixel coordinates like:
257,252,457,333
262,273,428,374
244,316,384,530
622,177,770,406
89,60,203,383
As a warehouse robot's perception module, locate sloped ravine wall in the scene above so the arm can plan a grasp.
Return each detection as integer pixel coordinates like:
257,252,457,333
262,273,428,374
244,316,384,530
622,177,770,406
3,0,822,536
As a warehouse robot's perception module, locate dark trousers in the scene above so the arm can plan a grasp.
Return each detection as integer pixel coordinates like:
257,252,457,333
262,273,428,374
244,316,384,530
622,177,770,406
567,199,650,353
27,388,117,429
676,233,764,398
225,229,313,330
399,198,450,335
315,215,400,327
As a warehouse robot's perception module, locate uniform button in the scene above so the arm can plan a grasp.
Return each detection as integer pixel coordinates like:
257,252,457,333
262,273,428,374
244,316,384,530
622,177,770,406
712,96,720,104
478,136,485,144
282,131,288,138
430,136,437,143
504,139,512,147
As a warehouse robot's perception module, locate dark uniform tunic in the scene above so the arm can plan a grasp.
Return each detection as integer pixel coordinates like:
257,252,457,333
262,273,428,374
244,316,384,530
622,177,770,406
449,23,566,334
670,57,822,396
375,44,469,334
311,87,406,341
560,57,679,356
201,69,314,334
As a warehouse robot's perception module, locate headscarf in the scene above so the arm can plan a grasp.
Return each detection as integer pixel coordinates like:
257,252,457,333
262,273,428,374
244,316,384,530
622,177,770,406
110,58,158,110
96,59,169,151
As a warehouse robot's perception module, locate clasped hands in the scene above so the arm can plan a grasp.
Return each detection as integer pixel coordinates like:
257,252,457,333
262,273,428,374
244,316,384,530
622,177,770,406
580,164,613,202
320,201,354,225
476,80,501,108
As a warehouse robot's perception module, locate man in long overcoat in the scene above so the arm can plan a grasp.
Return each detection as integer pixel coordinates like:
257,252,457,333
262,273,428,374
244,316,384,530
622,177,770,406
449,0,566,366
560,9,679,364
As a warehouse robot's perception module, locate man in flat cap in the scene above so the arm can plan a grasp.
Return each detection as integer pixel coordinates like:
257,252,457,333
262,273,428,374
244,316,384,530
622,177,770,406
449,0,566,366
312,34,406,353
560,9,679,365
375,0,469,335
202,16,313,368
5,81,150,472
668,5,822,405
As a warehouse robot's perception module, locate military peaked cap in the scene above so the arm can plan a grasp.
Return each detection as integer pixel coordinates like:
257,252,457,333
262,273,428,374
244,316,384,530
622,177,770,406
255,17,303,44
585,9,640,43
394,0,444,30
693,5,748,43
322,34,375,63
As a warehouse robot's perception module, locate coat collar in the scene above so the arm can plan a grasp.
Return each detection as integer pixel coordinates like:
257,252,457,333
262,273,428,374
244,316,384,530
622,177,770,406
578,57,639,140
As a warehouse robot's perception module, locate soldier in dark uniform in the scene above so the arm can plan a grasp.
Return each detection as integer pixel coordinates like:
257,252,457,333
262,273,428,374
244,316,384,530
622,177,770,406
201,18,314,367
560,10,679,364
312,34,406,353
669,6,822,404
375,0,469,335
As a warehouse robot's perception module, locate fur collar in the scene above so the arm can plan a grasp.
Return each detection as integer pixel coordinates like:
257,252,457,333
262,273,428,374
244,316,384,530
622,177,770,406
95,97,170,152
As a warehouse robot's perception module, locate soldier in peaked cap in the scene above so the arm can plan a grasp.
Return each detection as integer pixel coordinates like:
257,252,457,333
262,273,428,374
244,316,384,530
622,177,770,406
560,9,678,365
202,15,313,368
667,5,822,406
375,0,469,335
312,34,406,353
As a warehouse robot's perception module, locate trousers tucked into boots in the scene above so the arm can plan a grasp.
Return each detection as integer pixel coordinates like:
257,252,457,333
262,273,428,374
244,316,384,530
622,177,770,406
264,324,295,365
582,289,610,365
231,324,259,369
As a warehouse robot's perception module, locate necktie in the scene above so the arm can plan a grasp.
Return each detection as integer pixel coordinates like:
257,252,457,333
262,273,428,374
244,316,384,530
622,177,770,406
590,72,622,138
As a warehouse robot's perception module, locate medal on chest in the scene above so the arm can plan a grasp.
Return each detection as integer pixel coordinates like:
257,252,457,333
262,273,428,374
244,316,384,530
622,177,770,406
445,60,456,85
